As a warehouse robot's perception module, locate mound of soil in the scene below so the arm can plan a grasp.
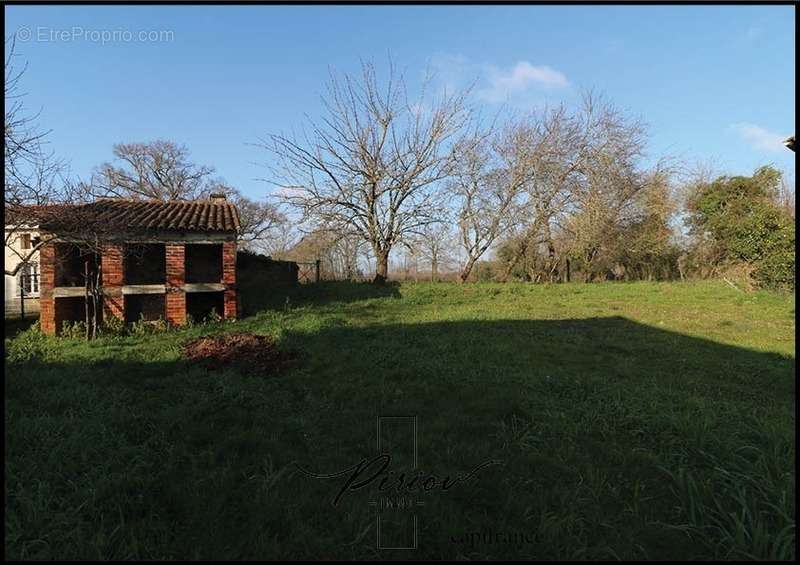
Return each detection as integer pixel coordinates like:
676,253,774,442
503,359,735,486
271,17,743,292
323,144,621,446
182,333,295,376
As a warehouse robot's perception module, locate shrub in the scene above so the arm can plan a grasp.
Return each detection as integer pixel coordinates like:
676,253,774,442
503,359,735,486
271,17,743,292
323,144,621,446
60,320,87,339
100,315,126,337
686,166,795,290
473,260,501,282
129,315,170,336
5,321,55,363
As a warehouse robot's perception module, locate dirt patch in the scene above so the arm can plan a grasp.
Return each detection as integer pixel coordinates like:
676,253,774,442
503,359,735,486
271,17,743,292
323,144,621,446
182,333,296,376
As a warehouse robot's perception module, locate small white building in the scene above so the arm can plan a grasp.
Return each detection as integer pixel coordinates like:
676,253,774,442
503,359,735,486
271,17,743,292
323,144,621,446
4,221,41,316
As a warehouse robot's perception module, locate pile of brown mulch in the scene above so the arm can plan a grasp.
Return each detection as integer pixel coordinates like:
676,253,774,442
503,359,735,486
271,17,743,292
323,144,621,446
182,333,296,376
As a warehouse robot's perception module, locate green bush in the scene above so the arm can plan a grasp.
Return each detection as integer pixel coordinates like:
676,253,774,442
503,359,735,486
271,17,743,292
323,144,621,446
754,243,795,290
60,320,87,339
129,315,170,336
687,166,795,289
100,315,126,337
5,321,55,363
473,260,501,282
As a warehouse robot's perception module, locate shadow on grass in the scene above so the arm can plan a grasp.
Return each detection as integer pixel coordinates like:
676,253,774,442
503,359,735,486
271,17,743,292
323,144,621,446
5,316,795,560
239,279,402,315
4,315,39,338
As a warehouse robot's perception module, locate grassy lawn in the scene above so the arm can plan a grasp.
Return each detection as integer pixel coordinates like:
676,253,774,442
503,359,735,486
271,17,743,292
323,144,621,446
5,281,795,560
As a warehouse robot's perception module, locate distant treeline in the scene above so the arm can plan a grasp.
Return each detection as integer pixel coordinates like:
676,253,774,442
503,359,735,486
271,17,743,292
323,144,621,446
469,166,794,290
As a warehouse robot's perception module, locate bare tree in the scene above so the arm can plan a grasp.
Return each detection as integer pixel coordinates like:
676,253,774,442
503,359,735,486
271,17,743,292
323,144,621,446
560,96,649,281
4,34,71,277
613,167,680,281
495,94,649,283
397,241,421,282
87,140,214,200
497,104,586,282
453,120,539,282
329,233,366,280
413,222,456,282
203,181,287,246
283,226,367,280
251,218,300,260
84,140,284,244
775,171,795,218
262,61,472,283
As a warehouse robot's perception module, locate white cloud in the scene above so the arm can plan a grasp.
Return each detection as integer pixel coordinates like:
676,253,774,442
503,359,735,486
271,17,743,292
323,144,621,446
429,54,569,105
481,62,569,102
730,123,791,153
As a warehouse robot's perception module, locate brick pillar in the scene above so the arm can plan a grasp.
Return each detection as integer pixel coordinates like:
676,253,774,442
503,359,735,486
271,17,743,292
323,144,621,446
166,244,186,325
222,241,237,320
39,243,56,335
101,244,125,321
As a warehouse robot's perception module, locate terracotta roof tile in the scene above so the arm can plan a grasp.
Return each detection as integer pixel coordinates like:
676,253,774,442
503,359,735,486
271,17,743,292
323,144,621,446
10,199,240,234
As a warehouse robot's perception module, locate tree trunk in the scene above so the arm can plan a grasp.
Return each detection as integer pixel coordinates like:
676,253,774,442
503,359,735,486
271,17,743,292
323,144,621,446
459,256,477,283
373,249,389,284
547,242,559,283
500,239,528,283
584,247,597,283
431,257,438,282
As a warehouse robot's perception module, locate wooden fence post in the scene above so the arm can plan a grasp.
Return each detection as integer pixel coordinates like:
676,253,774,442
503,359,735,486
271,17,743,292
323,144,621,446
314,259,321,283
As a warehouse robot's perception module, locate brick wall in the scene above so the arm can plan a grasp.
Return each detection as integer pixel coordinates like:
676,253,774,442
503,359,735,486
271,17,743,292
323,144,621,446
165,243,186,325
222,241,237,319
39,243,56,335
101,244,124,286
101,243,124,320
37,238,237,333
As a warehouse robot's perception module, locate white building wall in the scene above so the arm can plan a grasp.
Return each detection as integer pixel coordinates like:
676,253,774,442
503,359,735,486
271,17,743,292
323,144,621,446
5,228,40,316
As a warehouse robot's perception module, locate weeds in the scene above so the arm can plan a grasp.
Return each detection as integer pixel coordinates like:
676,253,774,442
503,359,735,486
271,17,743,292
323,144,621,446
661,444,795,559
4,281,794,559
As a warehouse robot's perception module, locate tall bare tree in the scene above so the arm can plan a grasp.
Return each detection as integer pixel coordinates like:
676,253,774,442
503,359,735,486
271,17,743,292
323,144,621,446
203,181,287,247
263,61,472,283
559,96,649,281
453,120,543,282
495,104,586,282
85,140,284,245
496,94,649,283
4,34,71,277
774,172,795,219
88,140,213,201
413,222,456,281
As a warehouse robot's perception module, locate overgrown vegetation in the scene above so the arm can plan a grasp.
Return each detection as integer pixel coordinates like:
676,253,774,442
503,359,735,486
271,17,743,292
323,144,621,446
5,281,795,559
685,166,795,290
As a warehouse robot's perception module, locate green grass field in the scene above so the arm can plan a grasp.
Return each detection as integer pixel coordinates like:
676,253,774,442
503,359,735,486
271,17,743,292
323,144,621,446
5,281,796,560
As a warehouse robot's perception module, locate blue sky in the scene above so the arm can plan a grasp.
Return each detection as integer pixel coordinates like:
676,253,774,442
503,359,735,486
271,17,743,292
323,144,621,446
5,5,796,200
